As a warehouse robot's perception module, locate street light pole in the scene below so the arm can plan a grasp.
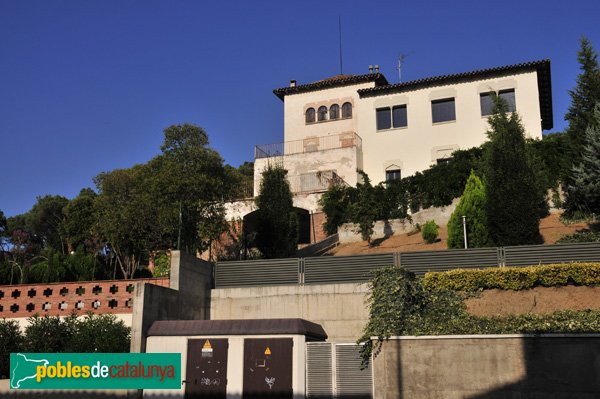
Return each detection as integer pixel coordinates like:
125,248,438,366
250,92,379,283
462,215,468,249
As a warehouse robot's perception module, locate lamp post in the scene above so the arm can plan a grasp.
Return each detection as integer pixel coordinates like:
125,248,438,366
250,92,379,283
462,215,468,249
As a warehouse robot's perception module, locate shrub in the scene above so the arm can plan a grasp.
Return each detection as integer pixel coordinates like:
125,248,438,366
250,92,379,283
423,262,600,292
447,171,492,248
71,313,130,353
421,220,439,244
0,319,24,378
359,265,600,365
557,231,600,243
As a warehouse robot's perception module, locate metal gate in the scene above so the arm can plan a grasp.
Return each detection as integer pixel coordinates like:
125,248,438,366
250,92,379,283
243,338,293,399
306,343,373,399
185,338,228,399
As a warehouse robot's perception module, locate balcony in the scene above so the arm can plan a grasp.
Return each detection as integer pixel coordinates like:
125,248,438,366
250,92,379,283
287,170,348,194
254,132,362,159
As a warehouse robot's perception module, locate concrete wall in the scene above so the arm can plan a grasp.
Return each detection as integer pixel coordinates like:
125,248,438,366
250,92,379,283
130,252,212,353
338,198,459,243
145,334,306,399
373,334,600,399
210,283,369,343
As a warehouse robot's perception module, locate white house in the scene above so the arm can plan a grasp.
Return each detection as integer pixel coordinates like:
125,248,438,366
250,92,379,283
229,60,553,243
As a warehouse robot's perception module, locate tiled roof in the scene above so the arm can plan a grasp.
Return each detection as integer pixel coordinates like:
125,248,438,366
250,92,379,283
358,60,553,130
273,73,389,100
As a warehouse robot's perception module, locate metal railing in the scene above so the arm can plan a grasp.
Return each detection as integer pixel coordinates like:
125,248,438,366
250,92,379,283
214,242,600,288
254,132,362,159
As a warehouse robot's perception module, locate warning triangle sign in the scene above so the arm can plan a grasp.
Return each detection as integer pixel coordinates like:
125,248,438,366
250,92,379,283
203,340,212,349
264,347,272,355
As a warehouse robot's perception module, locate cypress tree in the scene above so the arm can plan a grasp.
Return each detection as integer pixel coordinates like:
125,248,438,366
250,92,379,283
565,37,600,166
566,103,600,217
447,171,492,249
255,164,298,258
484,99,542,246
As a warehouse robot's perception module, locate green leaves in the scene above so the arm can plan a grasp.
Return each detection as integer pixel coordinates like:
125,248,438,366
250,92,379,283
255,164,298,258
422,262,600,292
360,264,600,366
447,171,492,249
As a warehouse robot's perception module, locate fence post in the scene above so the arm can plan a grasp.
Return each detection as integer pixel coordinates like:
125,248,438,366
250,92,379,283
298,258,305,285
394,252,401,267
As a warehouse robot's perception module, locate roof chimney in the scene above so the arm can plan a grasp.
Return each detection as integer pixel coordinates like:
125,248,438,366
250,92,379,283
290,80,297,87
374,65,379,73
368,65,373,74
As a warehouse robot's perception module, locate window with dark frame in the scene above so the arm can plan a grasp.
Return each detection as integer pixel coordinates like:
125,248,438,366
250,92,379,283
305,108,315,123
431,98,456,123
385,169,401,182
376,108,391,130
376,105,407,130
318,106,328,121
480,89,516,116
342,102,352,118
392,105,407,128
330,104,340,120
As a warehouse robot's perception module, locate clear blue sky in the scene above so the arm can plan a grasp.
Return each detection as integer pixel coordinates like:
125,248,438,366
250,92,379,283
1,0,599,217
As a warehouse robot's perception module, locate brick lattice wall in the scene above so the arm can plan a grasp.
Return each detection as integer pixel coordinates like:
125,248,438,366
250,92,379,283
0,278,169,318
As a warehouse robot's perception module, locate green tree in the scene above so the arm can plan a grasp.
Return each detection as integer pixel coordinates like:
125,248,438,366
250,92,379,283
484,99,542,246
148,124,227,254
0,319,24,378
94,165,165,279
255,164,298,258
566,37,600,166
319,185,352,235
349,171,378,243
27,195,69,253
62,188,98,252
447,171,492,249
566,103,600,217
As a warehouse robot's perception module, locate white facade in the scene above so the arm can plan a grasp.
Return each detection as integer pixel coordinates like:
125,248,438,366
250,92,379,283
263,61,552,186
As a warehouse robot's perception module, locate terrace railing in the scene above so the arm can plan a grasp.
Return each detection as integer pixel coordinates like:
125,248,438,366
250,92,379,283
254,132,362,159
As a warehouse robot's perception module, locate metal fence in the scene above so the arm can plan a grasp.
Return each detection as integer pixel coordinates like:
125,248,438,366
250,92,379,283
214,242,600,288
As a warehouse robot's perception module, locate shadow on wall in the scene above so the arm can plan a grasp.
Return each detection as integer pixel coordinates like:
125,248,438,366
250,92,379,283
377,335,600,399
465,336,600,399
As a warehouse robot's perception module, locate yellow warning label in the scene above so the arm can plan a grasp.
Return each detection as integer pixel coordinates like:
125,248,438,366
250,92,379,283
264,347,272,355
203,340,212,349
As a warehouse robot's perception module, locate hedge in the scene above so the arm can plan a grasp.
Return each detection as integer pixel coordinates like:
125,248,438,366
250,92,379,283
423,262,600,292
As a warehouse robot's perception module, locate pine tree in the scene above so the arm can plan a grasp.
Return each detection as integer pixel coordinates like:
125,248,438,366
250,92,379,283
566,37,600,166
484,99,542,246
447,171,492,249
566,103,600,217
255,164,298,258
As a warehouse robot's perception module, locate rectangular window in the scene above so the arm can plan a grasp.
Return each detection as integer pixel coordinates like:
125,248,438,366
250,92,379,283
432,98,456,123
376,108,391,130
436,158,451,165
480,89,516,116
480,92,494,116
386,169,401,182
392,105,407,128
499,89,516,112
377,105,408,130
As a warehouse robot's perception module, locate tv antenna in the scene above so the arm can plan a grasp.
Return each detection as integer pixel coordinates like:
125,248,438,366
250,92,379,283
397,52,413,82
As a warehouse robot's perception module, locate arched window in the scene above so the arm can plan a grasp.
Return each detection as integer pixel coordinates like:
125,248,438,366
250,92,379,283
305,108,315,123
342,102,352,118
330,104,340,120
318,106,328,121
